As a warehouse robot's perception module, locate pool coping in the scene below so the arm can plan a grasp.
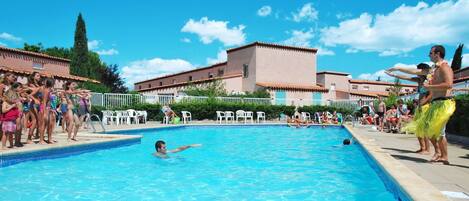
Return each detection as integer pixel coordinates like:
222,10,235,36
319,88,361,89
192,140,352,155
0,133,142,167
344,125,449,201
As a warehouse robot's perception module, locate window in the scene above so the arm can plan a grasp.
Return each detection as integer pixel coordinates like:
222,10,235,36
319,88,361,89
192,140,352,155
352,85,358,90
208,72,213,78
188,76,193,81
330,83,336,91
405,88,410,92
148,84,152,88
139,85,142,89
385,87,390,91
363,86,369,91
33,62,44,69
159,82,163,86
218,69,224,76
243,64,249,78
172,79,176,84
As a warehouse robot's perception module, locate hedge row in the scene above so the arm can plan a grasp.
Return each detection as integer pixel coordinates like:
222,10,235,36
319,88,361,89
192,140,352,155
446,94,469,137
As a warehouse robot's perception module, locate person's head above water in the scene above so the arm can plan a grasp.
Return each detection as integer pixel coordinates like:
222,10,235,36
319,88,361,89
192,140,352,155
343,139,351,145
155,140,167,153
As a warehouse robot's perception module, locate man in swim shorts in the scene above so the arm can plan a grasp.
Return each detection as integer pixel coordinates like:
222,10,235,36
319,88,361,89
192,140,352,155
422,45,455,165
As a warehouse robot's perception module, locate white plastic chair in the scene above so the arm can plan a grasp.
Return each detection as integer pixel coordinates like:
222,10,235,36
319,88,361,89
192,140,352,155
127,109,139,124
101,110,113,125
111,111,123,125
118,111,130,125
181,111,192,124
256,111,266,123
245,111,254,124
163,114,171,124
236,110,246,123
137,111,147,124
225,111,235,123
301,112,311,121
315,112,322,124
216,111,225,124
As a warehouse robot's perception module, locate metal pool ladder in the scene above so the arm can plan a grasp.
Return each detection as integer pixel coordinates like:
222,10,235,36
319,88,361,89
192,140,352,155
86,114,106,133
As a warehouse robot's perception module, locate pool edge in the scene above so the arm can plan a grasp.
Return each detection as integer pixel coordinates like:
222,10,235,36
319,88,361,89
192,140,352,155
343,125,449,201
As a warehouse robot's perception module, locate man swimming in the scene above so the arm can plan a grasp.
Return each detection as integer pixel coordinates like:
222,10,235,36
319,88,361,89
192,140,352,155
153,140,202,158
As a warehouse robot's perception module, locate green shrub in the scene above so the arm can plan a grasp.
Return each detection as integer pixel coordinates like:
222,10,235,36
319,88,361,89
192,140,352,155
447,94,469,137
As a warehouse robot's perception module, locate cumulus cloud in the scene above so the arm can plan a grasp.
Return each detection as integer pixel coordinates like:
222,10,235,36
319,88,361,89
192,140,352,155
282,29,314,47
0,32,22,41
181,17,246,46
291,3,318,22
88,40,100,50
96,48,119,56
462,53,469,67
121,58,195,88
206,50,227,65
320,0,469,56
358,62,418,81
336,12,352,20
257,6,272,17
181,38,191,43
358,70,394,81
316,47,335,56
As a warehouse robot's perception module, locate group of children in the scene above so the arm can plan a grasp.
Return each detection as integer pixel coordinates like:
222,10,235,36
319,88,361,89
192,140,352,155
0,72,91,150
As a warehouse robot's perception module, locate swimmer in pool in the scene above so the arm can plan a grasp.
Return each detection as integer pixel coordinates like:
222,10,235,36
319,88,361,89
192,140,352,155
153,140,202,158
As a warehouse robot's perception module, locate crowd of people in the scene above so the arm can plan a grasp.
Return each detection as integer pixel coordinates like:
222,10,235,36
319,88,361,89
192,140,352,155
0,72,91,150
287,109,342,128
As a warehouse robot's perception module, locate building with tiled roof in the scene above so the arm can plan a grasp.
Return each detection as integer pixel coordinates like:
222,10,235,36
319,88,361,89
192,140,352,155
0,46,99,88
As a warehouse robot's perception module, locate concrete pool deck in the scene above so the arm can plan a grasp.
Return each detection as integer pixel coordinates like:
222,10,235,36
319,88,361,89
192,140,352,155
347,124,469,201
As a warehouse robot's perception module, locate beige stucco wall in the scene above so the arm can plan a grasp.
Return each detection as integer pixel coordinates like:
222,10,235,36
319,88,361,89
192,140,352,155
224,76,243,94
255,46,316,86
227,46,256,92
317,73,350,100
0,50,70,76
350,82,416,93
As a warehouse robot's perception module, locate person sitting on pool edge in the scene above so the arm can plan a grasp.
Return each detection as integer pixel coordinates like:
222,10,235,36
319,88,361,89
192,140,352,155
153,140,202,158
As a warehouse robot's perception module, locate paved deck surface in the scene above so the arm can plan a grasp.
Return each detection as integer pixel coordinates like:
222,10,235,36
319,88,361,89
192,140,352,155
349,124,469,201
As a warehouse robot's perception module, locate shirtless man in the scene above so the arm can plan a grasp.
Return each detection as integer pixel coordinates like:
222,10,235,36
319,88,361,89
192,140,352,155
153,140,202,158
377,97,386,131
422,45,455,165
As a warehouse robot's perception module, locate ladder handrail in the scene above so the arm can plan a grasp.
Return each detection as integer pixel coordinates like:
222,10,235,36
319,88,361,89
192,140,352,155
88,114,106,133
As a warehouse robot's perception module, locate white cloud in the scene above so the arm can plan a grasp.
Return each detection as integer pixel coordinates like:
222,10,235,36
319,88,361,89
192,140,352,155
291,3,318,22
336,12,352,20
316,47,335,56
96,48,119,56
462,53,469,67
206,50,227,65
181,38,191,43
282,29,314,47
320,0,469,56
88,40,100,50
122,58,195,88
257,6,272,17
346,48,359,53
358,70,394,81
181,17,246,46
0,42,6,47
0,32,22,42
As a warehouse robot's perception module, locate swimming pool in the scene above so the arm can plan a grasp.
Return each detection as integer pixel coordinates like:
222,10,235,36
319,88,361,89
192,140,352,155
0,126,407,200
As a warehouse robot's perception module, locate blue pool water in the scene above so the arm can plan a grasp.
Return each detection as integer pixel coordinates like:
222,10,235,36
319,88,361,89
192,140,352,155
0,126,402,200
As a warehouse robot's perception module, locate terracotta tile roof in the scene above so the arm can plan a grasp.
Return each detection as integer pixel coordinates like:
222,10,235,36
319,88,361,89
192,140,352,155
454,66,469,73
137,73,242,92
335,89,389,98
256,82,328,92
0,46,70,62
316,71,350,76
454,75,469,83
227,41,318,53
134,62,227,84
0,66,99,83
349,79,417,87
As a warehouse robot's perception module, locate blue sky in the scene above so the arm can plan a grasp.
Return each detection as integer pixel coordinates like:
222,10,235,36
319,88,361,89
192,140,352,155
1,0,469,87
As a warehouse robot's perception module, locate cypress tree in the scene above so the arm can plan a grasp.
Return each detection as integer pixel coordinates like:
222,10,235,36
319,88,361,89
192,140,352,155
450,44,464,71
70,13,89,77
